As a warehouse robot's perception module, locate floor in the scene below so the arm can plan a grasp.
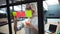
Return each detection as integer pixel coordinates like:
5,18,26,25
0,22,25,34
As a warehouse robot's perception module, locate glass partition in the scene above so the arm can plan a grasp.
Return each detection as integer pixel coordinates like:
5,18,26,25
43,0,60,34
9,0,25,4
10,2,38,34
0,7,9,34
0,0,6,6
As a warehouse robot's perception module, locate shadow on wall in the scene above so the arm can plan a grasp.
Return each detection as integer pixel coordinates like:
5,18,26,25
44,5,60,24
45,5,60,17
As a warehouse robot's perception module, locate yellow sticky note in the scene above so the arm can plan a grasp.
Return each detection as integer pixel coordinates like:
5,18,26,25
26,10,32,17
12,12,17,16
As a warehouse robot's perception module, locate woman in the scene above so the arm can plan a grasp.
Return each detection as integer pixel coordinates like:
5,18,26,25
25,3,38,34
13,3,38,34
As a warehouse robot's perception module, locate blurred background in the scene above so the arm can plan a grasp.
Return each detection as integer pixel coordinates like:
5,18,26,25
0,1,38,34
43,0,60,34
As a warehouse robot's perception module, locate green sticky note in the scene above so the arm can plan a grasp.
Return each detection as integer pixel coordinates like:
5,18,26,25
26,10,32,17
12,12,17,16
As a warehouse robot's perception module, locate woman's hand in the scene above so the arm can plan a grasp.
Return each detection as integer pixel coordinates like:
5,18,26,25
25,21,34,29
25,21,38,34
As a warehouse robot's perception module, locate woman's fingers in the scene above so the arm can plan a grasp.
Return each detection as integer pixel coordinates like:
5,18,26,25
25,21,30,26
25,21,34,28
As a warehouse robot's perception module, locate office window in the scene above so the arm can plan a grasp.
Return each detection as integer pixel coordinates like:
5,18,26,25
45,0,59,5
43,0,60,34
10,4,26,21
10,2,38,34
0,0,6,6
0,7,9,34
43,1,48,10
10,0,25,4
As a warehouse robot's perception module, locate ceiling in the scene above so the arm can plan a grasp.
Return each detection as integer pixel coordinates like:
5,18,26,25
0,0,60,5
43,0,60,11
0,0,6,5
0,0,22,6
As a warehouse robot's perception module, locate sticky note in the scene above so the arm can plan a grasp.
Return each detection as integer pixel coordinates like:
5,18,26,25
12,12,17,16
21,11,26,17
26,10,32,17
16,12,21,18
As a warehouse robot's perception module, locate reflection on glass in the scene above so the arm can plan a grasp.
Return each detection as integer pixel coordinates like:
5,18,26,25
0,0,6,6
10,0,25,4
10,2,38,34
43,0,60,34
0,8,9,34
10,4,26,11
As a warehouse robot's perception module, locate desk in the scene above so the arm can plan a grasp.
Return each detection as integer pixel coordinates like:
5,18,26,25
45,32,56,34
0,18,29,34
45,24,57,34
0,21,25,34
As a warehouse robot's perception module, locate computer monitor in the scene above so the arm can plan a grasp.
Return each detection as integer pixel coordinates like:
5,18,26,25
49,24,57,33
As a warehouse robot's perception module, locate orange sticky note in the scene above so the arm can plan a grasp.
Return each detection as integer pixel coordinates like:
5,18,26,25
26,21,30,26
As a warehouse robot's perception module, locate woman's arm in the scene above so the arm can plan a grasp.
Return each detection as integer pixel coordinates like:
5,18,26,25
14,17,17,31
30,24,38,34
26,4,38,34
26,22,38,34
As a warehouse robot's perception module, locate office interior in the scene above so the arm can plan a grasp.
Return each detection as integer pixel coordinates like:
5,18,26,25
0,0,38,34
43,0,60,34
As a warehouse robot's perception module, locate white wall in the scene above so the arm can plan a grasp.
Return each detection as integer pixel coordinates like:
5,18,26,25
47,19,60,25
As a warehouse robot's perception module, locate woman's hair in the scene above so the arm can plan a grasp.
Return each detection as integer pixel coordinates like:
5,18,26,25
26,4,31,9
26,3,38,18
